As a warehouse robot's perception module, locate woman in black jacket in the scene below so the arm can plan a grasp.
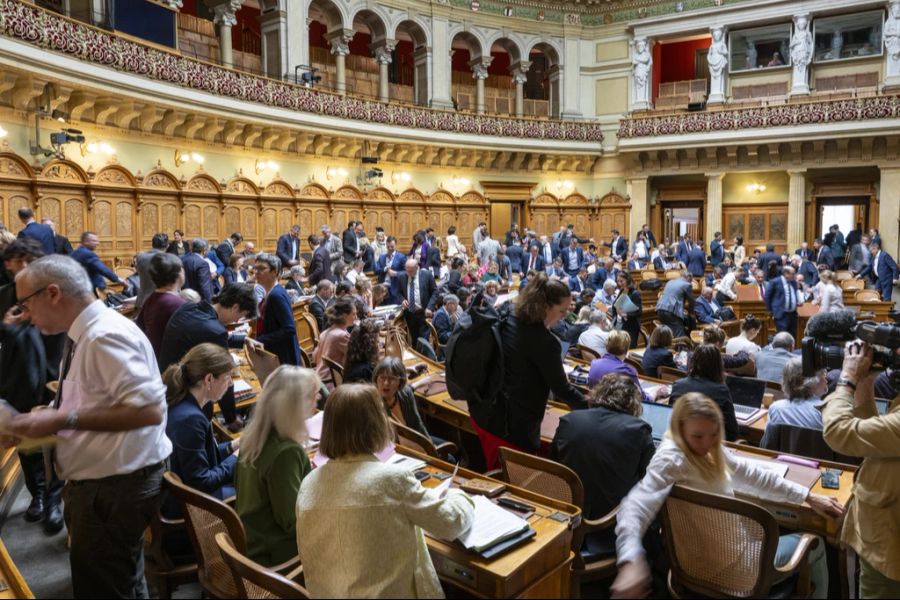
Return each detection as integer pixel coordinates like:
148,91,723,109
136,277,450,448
642,324,677,378
492,273,586,457
669,344,739,441
166,229,190,256
611,271,642,349
373,357,431,439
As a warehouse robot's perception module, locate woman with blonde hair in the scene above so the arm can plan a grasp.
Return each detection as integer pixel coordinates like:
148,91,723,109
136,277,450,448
612,393,844,599
815,269,844,313
296,384,474,598
235,365,320,567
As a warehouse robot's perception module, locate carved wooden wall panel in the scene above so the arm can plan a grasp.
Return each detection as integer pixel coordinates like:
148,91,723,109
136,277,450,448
241,207,256,240
184,204,202,238
141,203,159,238
64,199,85,239
723,204,788,251
5,194,29,228
224,206,241,236
204,205,220,240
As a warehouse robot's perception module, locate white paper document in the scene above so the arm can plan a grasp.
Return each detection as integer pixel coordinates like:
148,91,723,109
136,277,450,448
233,379,253,394
455,495,530,552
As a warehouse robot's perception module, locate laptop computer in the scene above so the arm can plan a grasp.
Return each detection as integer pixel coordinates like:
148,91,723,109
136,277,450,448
725,375,767,422
641,402,673,445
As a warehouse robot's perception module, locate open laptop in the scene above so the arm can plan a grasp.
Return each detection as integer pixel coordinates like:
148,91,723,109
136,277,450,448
725,375,767,422
640,402,673,446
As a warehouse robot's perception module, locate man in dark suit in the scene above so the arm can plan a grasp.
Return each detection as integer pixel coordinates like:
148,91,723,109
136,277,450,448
813,238,835,270
765,265,802,334
246,253,300,365
397,257,437,343
432,294,460,346
792,254,819,287
604,229,627,262
859,240,900,300
307,234,333,287
523,244,544,275
276,225,301,270
560,238,585,276
504,223,521,248
655,271,695,338
755,243,780,280
795,241,813,261
695,286,726,325
342,220,362,264
216,232,242,268
426,241,442,280
506,241,524,274
42,218,73,255
686,244,707,278
375,236,406,304
17,207,55,256
640,224,657,248
587,257,617,290
709,231,725,268
652,252,666,270
71,232,121,293
134,232,169,311
626,252,643,271
308,280,335,333
159,282,257,431
179,238,214,302
569,267,590,294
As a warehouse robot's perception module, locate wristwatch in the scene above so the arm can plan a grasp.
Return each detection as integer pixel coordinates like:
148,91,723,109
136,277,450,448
64,409,79,430
836,377,857,390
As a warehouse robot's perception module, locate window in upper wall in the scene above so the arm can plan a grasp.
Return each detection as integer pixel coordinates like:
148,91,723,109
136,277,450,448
813,10,884,63
729,24,792,73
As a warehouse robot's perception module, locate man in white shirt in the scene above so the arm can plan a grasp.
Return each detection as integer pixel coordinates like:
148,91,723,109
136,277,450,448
578,311,611,356
4,255,172,598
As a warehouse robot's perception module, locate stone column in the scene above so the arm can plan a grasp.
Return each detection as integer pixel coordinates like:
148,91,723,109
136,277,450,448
374,41,396,102
509,61,530,118
706,173,724,245
878,167,900,298
211,0,241,68
548,64,562,118
327,29,353,95
470,58,492,114
259,7,287,79
430,16,454,109
787,169,807,251
627,176,650,241
561,34,583,119
412,45,431,106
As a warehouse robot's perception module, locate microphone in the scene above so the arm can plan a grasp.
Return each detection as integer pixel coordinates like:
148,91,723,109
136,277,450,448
805,309,857,340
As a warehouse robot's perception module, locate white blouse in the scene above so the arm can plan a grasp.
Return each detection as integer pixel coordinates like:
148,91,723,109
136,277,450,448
818,283,844,313
615,438,808,565
725,334,761,357
445,235,466,258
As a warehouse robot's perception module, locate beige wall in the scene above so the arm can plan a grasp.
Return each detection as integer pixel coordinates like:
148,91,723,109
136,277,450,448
595,76,629,116
595,40,629,63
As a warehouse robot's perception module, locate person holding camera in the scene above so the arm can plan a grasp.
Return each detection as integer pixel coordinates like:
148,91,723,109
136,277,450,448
822,341,900,598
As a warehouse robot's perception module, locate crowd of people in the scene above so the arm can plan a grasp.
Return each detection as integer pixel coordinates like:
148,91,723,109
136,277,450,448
0,208,897,599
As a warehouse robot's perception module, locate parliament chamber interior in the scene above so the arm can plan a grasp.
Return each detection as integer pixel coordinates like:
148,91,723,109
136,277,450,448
0,0,898,598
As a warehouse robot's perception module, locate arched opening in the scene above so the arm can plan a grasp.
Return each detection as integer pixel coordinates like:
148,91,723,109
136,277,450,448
306,0,347,92
394,20,430,106
528,42,561,118
488,37,522,117
450,31,485,112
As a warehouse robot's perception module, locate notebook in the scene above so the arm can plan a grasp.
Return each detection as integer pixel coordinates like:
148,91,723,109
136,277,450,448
455,495,531,553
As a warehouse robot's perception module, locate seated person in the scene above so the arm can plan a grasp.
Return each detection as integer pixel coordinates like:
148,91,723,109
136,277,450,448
296,384,474,598
432,293,460,346
312,298,356,386
551,374,655,554
766,358,827,431
578,310,610,356
642,325,677,378
482,279,500,306
700,325,755,376
567,306,593,345
343,319,380,383
756,332,795,385
669,344,739,441
162,343,238,518
725,314,762,357
284,264,305,294
235,365,320,567
480,259,503,285
374,357,431,440
587,330,641,389
612,393,842,599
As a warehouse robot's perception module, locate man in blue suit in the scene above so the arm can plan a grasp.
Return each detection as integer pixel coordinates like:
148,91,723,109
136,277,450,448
276,224,301,271
695,287,724,325
757,243,782,280
522,244,544,274
71,232,121,293
506,241,524,274
604,229,627,262
181,238,214,302
247,253,300,365
560,238,585,276
792,255,819,287
17,207,55,256
859,240,900,300
587,257,617,290
687,244,707,278
676,234,694,265
709,231,725,268
813,238,835,270
569,267,590,294
375,236,407,304
765,265,802,334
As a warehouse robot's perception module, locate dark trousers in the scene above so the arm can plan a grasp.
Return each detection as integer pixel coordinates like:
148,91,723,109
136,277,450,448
404,308,427,346
774,312,797,335
877,281,894,301
19,450,63,507
63,461,165,599
657,309,686,338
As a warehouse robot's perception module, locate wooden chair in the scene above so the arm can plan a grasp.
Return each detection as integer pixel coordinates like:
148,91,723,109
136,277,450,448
215,533,309,599
144,509,198,599
671,336,695,351
383,327,406,358
641,270,659,281
392,420,458,462
295,311,319,354
657,365,685,383
855,289,881,302
662,485,818,598
665,270,682,280
497,448,617,598
298,346,312,369
834,270,853,281
624,355,645,376
577,343,601,362
840,278,864,291
244,346,279,386
719,319,742,338
636,326,650,349
425,320,447,360
322,357,344,388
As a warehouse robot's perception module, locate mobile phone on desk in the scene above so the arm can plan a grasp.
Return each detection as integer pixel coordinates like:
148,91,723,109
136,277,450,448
821,468,841,490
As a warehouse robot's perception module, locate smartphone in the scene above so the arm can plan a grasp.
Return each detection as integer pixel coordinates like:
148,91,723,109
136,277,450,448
414,470,431,482
821,469,841,490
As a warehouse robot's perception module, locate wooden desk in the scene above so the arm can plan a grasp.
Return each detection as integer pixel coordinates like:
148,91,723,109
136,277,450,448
728,299,895,341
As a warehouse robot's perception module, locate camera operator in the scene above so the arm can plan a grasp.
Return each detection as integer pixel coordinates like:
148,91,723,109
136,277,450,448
821,341,900,598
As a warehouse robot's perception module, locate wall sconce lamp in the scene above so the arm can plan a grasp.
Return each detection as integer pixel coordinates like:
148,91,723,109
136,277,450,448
81,141,115,157
326,166,349,180
0,125,7,138
451,175,470,188
391,171,411,185
255,159,279,175
175,150,204,167
553,179,574,194
746,182,767,194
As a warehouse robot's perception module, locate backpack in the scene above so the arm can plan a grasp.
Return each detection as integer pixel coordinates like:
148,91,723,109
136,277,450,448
639,278,662,291
444,291,507,429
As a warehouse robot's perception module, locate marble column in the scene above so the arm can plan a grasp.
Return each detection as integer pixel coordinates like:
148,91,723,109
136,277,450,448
259,7,287,79
211,0,241,69
510,61,530,118
627,176,650,241
374,42,396,102
787,169,807,251
878,167,900,298
429,16,454,109
548,64,562,118
327,29,353,95
706,173,724,245
470,58,492,114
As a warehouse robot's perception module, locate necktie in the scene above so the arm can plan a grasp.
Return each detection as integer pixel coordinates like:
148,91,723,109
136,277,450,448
54,338,77,409
408,276,417,309
760,284,765,300
786,281,794,312
530,255,536,271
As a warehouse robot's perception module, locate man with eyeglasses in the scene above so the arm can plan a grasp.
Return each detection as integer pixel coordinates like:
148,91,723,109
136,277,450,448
2,255,173,598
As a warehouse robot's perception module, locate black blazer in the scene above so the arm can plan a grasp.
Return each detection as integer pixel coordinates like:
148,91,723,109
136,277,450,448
285,279,303,294
551,407,654,521
166,240,190,256
641,346,676,378
0,323,46,412
217,241,235,268
396,269,438,312
222,267,248,286
670,376,738,441
159,300,245,371
308,245,332,286
308,295,331,333
181,252,213,302
53,234,73,255
257,285,300,366
342,228,359,263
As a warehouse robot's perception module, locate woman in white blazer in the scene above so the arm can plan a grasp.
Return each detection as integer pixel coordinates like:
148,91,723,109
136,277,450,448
611,393,845,599
296,384,474,599
815,270,845,313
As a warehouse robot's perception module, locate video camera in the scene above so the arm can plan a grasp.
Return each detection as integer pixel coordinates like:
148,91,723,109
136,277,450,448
801,309,900,386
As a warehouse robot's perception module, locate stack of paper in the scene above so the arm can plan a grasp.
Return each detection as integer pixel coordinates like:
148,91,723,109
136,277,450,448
305,411,324,441
456,495,531,553
232,379,256,402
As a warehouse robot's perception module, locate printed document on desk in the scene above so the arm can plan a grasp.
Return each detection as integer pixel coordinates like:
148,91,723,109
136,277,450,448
455,495,531,553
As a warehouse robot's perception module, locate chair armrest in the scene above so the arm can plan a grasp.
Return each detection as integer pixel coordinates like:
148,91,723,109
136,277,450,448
224,495,237,507
774,533,819,575
434,441,458,459
582,505,619,533
272,555,302,577
484,469,504,480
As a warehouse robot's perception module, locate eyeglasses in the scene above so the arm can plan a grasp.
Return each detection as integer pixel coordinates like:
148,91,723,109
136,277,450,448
15,287,47,312
376,374,401,383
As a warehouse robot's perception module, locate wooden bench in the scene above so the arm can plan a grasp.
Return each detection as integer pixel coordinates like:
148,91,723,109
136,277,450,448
732,81,788,101
815,71,879,93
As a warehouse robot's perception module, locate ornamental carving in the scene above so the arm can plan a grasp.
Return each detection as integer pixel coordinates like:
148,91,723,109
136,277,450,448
264,181,293,197
368,187,394,202
0,155,28,177
300,183,328,198
334,186,362,200
532,193,558,205
400,189,428,203
188,175,219,193
226,177,257,195
224,206,240,234
144,172,178,189
142,203,158,236
116,201,132,236
65,199,84,234
43,162,86,182
94,166,131,186
459,192,485,204
561,193,589,205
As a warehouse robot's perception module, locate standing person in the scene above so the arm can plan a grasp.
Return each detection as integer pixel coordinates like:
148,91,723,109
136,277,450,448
655,271,695,338
813,238,835,270
859,239,900,301
321,225,343,263
844,222,862,252
848,234,872,277
476,231,500,268
181,238,214,302
307,234,333,287
731,235,746,266
166,229,189,256
136,252,186,360
276,225,302,270
504,223,520,247
247,253,300,366
134,232,169,312
445,226,466,261
828,224,846,268
523,243,545,275
216,232,242,268
640,224,657,247
604,229,627,262
561,238,585,277
612,271,642,349
686,242,707,278
3,255,173,598
16,207,55,256
815,270,844,313
342,220,361,264
374,236,406,304
506,239,524,275
472,221,487,250
822,341,900,598
42,218,73,255
70,232,121,293
765,265,802,334
396,258,437,344
709,231,725,268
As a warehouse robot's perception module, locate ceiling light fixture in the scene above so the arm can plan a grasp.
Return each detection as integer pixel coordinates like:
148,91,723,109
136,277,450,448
746,182,767,194
255,159,279,175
